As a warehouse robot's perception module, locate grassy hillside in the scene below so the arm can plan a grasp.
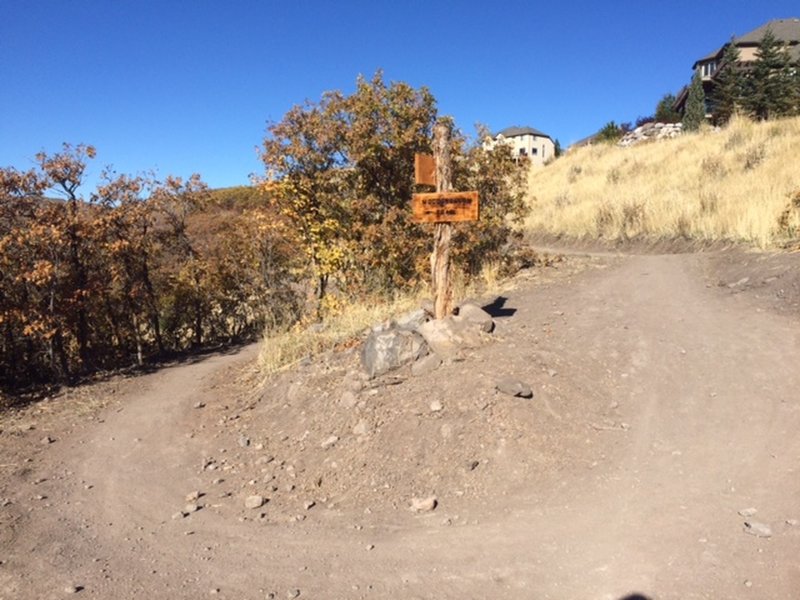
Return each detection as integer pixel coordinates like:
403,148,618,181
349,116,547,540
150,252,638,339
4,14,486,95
525,115,800,248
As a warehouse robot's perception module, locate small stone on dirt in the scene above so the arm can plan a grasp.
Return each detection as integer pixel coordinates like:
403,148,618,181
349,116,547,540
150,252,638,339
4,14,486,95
184,503,200,513
185,491,201,502
495,377,533,398
410,496,438,513
286,589,300,598
786,519,798,526
64,585,83,594
429,399,443,412
340,391,358,408
466,460,480,471
738,507,758,517
320,435,339,449
303,500,315,510
352,420,370,436
743,521,772,537
245,495,265,509
41,436,54,445
238,435,250,448
411,353,442,377
193,402,205,409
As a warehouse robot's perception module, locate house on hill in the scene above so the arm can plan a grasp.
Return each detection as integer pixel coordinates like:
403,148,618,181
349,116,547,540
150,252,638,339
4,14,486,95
674,18,800,119
484,126,555,166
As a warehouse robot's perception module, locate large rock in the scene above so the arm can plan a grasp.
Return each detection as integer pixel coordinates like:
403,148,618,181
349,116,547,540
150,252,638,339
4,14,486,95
456,302,495,333
394,308,430,331
361,328,428,378
417,309,494,359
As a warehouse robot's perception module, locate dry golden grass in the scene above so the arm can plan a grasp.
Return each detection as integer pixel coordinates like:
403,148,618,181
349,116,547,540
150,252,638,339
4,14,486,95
257,262,510,377
526,115,800,247
258,294,421,376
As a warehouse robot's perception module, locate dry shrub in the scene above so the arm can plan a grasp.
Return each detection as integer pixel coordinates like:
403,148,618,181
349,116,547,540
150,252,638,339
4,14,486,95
259,293,422,376
777,190,800,238
741,143,766,170
701,156,727,179
699,191,719,215
621,201,647,239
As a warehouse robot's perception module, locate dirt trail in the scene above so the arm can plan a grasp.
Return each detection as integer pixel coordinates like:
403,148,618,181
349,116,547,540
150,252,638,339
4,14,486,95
2,252,799,600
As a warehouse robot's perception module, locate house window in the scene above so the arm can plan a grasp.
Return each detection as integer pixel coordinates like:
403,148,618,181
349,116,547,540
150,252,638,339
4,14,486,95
519,148,527,156
701,61,717,77
531,148,538,155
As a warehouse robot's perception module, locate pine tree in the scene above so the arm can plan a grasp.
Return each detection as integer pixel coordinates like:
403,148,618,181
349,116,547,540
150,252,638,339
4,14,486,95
655,93,681,123
743,28,796,120
682,71,706,131
712,39,744,125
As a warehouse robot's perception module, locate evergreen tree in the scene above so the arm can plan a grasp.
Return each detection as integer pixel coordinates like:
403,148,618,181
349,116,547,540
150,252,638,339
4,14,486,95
712,39,744,125
743,28,796,120
682,71,706,131
655,93,681,123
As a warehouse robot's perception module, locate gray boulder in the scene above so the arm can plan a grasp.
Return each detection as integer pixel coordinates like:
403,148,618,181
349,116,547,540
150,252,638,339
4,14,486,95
456,302,495,333
417,311,491,359
361,328,428,378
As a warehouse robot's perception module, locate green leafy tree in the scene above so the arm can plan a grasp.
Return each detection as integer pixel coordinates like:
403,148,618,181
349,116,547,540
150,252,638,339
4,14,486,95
682,71,706,131
743,28,797,120
595,121,623,143
711,39,745,125
655,93,681,123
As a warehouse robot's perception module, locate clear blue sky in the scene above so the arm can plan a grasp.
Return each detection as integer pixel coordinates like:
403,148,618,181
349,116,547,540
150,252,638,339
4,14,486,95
1,1,798,190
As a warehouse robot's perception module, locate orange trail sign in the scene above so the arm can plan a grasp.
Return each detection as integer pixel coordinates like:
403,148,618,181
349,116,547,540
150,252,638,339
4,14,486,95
411,191,479,223
414,153,437,186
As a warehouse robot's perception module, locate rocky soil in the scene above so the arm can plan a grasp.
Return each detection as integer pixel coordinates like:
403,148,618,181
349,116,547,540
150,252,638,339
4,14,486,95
1,248,799,599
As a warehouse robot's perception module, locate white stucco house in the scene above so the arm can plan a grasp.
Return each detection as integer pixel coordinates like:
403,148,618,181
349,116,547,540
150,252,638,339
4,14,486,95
484,126,555,166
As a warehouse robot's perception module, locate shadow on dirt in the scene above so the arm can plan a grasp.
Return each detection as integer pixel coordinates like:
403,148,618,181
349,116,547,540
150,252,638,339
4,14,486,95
482,295,517,318
619,594,652,600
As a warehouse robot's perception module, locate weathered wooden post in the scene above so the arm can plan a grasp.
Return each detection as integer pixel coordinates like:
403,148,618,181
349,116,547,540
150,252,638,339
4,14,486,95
432,122,453,319
411,123,479,320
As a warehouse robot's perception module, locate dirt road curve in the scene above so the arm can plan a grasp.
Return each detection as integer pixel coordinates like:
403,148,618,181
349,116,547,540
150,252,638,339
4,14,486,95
1,251,799,599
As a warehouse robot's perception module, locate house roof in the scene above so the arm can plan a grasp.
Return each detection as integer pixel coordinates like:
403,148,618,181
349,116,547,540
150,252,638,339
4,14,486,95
733,18,800,45
694,18,800,66
496,126,552,140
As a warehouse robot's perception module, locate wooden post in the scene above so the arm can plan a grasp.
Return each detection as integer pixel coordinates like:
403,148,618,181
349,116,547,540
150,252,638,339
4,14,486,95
432,122,453,319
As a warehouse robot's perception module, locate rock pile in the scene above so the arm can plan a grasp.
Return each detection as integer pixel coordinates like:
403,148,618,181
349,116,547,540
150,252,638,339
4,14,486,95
360,302,495,378
618,122,683,147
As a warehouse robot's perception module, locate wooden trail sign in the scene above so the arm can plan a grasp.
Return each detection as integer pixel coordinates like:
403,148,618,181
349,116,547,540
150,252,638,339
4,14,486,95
412,191,479,223
411,126,481,318
414,153,437,186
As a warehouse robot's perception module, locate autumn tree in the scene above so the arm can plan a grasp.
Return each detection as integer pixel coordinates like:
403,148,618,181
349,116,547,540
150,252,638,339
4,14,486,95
2,145,296,390
452,125,530,275
261,72,436,311
260,71,530,316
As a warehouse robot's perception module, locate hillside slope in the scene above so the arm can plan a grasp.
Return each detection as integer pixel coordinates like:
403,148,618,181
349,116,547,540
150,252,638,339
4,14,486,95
526,115,800,247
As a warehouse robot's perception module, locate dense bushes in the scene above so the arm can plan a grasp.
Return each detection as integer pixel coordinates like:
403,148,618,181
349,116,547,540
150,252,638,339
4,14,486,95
0,146,300,388
2,74,530,390
260,72,530,313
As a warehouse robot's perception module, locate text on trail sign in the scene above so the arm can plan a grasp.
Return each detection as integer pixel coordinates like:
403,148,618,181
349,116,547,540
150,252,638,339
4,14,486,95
411,191,479,223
